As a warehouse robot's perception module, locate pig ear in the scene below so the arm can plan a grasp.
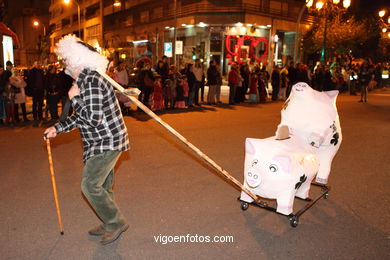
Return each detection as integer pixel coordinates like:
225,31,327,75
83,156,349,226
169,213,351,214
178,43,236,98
245,138,256,155
272,155,291,173
325,90,339,104
276,125,290,140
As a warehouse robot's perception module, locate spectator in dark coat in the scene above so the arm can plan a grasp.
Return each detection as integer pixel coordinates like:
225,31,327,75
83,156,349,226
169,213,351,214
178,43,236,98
186,64,196,107
45,65,61,120
286,61,297,98
28,61,45,126
271,65,281,101
58,67,74,116
206,60,218,104
155,56,170,83
139,63,155,108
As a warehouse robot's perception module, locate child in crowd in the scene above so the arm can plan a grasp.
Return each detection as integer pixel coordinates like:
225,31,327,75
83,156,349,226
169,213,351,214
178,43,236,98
175,77,186,109
153,74,164,111
181,75,189,106
248,72,259,103
163,78,173,109
4,80,16,126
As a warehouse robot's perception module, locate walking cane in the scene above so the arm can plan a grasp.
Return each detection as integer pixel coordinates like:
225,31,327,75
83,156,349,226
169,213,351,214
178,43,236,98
44,135,64,235
96,69,260,203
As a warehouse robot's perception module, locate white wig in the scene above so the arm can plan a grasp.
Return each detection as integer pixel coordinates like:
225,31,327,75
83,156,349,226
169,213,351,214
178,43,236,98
55,34,108,74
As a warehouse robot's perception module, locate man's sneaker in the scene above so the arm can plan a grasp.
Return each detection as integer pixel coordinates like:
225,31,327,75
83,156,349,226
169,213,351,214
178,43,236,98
88,225,107,236
100,224,129,245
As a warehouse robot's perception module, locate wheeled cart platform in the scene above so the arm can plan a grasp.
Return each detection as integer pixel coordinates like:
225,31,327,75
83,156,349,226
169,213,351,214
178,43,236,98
238,183,330,227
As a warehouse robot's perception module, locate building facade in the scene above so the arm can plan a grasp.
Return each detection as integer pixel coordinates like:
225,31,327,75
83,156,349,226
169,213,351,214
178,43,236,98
49,0,311,71
12,8,50,67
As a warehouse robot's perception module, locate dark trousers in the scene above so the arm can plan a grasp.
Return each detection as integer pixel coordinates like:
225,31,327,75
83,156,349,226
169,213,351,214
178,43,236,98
199,81,205,102
14,103,27,121
229,84,237,104
81,151,126,231
272,84,280,101
193,81,201,105
142,87,153,108
47,94,59,119
32,93,44,120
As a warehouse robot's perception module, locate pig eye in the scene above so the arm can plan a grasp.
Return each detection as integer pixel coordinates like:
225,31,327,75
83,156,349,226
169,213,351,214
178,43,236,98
253,174,258,179
251,159,258,167
269,164,278,172
248,172,252,177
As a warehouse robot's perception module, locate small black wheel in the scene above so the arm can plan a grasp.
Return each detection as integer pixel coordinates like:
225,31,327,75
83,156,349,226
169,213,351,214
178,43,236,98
240,201,249,211
323,192,329,199
289,215,299,227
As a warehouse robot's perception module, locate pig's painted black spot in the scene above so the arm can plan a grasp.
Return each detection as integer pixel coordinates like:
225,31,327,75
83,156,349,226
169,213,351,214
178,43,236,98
295,174,307,189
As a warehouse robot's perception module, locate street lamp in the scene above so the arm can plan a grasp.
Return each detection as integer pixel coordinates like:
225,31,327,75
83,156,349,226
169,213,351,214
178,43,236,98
378,9,389,38
63,0,81,38
33,20,46,36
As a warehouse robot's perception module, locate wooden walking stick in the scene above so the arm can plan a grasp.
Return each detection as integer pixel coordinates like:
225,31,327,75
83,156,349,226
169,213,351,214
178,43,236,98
96,69,260,203
45,138,64,235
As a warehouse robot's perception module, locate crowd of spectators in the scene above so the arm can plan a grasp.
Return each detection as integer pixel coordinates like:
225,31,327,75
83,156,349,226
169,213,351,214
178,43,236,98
0,54,388,127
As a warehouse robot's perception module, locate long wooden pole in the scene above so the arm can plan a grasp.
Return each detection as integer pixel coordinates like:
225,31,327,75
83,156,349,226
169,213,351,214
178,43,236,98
96,69,260,202
46,139,64,235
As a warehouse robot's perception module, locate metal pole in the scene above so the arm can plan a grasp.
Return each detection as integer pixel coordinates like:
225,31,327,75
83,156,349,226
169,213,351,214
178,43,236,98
77,4,81,39
173,0,177,65
321,4,327,65
100,0,104,51
294,1,308,63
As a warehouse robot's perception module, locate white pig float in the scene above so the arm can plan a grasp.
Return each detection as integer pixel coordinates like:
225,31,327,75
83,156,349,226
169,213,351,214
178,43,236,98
240,126,320,215
277,82,342,184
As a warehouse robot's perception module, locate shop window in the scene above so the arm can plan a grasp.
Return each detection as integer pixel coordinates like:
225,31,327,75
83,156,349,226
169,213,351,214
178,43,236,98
210,40,222,53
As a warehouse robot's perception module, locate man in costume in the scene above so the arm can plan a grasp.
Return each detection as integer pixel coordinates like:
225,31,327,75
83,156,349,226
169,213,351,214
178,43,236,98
44,35,129,245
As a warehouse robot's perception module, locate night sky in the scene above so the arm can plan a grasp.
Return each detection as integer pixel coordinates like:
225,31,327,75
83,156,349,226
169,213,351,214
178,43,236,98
360,0,389,11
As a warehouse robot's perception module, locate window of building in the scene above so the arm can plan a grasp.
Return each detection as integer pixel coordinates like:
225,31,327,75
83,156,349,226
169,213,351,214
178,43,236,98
62,18,71,27
152,7,163,20
85,3,100,20
55,22,61,30
86,25,101,41
140,10,149,23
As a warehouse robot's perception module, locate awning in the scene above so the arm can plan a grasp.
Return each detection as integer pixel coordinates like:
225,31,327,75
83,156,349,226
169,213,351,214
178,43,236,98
0,22,20,47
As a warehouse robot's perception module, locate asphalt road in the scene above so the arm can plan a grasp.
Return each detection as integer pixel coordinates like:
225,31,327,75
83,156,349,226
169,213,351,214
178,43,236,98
0,89,389,260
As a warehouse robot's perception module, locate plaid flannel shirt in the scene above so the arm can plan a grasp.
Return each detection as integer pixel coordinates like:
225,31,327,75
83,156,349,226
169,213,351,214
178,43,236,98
54,68,129,162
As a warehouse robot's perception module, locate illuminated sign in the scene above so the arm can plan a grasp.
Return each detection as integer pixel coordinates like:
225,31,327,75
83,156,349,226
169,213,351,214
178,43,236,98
164,42,172,57
2,35,14,67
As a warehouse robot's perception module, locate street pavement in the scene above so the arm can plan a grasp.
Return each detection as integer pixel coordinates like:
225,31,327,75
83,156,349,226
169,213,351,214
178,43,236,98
0,88,389,260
